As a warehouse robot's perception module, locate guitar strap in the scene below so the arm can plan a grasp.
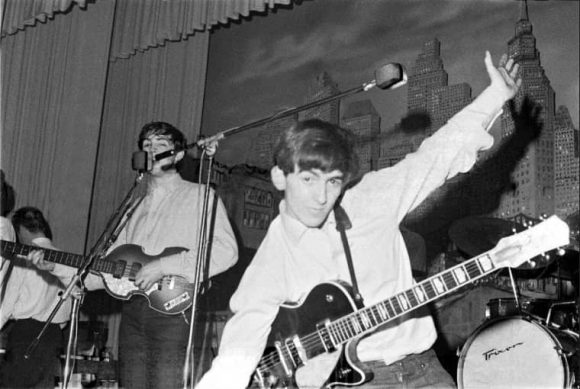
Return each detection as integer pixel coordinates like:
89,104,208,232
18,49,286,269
334,204,364,306
0,259,15,305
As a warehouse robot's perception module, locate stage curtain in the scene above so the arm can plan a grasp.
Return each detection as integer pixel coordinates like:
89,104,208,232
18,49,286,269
1,0,88,36
86,34,210,249
1,0,291,253
2,0,292,366
1,0,116,254
109,0,291,59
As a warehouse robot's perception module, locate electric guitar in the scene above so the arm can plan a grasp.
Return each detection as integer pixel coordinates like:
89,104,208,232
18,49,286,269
252,215,570,389
0,241,194,315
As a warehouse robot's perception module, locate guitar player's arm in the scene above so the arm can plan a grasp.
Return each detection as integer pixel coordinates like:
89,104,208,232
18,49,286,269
26,251,104,291
134,194,238,290
196,230,288,389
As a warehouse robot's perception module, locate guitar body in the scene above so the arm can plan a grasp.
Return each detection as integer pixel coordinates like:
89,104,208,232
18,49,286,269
254,281,373,389
97,244,194,315
0,239,195,315
251,216,570,389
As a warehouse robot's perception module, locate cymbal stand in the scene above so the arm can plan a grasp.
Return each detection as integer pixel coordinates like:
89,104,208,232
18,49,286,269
507,223,522,310
507,267,521,310
182,143,217,389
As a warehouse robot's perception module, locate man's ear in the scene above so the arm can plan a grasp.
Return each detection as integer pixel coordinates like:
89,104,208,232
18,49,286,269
271,166,287,191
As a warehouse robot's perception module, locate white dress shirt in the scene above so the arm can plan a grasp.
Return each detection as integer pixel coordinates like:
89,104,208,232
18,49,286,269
197,84,505,389
1,233,71,329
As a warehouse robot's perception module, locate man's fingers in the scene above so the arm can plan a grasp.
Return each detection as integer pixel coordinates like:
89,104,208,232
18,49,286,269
484,50,494,71
498,53,508,68
510,63,520,79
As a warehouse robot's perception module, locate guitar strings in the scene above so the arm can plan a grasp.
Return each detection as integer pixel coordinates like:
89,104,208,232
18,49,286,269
257,258,488,372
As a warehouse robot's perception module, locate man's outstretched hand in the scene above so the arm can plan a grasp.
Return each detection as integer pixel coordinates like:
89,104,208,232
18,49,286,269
484,51,522,101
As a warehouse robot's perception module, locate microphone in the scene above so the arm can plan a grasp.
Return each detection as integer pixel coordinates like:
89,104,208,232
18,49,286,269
131,151,153,172
374,63,407,90
152,149,180,162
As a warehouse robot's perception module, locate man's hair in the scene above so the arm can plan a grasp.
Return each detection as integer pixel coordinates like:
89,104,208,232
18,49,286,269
1,170,15,217
138,121,187,171
137,121,186,151
273,119,358,182
12,206,52,240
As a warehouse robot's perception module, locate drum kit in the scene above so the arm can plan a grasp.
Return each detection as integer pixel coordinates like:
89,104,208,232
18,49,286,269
448,216,579,388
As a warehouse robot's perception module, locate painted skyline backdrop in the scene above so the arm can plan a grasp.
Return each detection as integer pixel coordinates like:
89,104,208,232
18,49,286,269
201,0,579,167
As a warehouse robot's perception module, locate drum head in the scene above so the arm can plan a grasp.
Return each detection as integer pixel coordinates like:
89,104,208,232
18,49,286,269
457,317,567,388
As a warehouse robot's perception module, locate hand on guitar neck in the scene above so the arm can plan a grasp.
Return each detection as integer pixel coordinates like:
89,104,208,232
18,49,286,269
24,249,56,271
1,241,195,315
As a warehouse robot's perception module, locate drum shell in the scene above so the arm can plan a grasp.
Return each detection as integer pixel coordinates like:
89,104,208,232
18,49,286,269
486,298,552,320
457,316,578,389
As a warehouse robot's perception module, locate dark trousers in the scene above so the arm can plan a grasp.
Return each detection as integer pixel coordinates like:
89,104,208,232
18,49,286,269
345,349,456,389
0,319,63,388
118,297,212,389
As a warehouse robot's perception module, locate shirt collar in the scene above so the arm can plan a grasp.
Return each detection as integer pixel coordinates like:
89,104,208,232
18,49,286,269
279,200,337,244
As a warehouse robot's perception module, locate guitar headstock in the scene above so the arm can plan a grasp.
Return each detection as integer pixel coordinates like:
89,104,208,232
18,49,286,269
492,215,569,269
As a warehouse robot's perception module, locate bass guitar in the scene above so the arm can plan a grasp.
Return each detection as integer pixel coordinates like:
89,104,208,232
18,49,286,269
252,215,570,388
0,241,194,315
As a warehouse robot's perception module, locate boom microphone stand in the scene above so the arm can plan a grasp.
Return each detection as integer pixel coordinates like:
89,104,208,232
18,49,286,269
168,62,408,388
154,62,407,163
24,171,146,388
182,143,219,388
64,172,145,388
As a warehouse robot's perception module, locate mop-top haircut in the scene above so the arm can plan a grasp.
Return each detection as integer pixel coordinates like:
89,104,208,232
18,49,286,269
273,119,359,184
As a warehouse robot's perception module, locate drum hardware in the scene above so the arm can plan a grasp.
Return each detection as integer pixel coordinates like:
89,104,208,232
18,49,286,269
485,297,554,320
547,301,580,334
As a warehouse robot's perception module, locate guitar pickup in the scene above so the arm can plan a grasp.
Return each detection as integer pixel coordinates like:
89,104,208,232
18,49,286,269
112,261,126,278
163,292,190,311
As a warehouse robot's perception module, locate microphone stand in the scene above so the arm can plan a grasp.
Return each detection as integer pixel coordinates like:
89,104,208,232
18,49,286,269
154,65,407,161
24,173,146,388
182,143,218,389
157,64,406,388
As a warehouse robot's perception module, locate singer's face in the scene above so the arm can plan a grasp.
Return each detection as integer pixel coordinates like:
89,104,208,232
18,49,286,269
142,135,177,174
278,166,344,228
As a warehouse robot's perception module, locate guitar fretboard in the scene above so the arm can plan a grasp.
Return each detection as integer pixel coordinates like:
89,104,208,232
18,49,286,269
1,240,114,274
327,252,495,344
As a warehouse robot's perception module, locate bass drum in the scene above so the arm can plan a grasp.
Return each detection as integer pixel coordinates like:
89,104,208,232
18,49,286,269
457,316,577,388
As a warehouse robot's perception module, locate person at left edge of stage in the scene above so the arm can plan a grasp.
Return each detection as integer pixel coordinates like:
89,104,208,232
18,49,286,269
26,121,239,389
0,207,70,388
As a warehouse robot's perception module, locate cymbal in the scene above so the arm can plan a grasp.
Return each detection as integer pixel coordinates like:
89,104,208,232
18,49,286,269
449,216,554,270
548,249,579,282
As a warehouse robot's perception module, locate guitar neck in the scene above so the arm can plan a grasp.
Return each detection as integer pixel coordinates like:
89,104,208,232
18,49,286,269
1,240,109,273
327,251,496,344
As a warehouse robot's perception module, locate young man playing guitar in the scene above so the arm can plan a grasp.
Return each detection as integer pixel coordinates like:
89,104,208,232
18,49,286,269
196,51,522,389
0,207,67,388
27,122,239,388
